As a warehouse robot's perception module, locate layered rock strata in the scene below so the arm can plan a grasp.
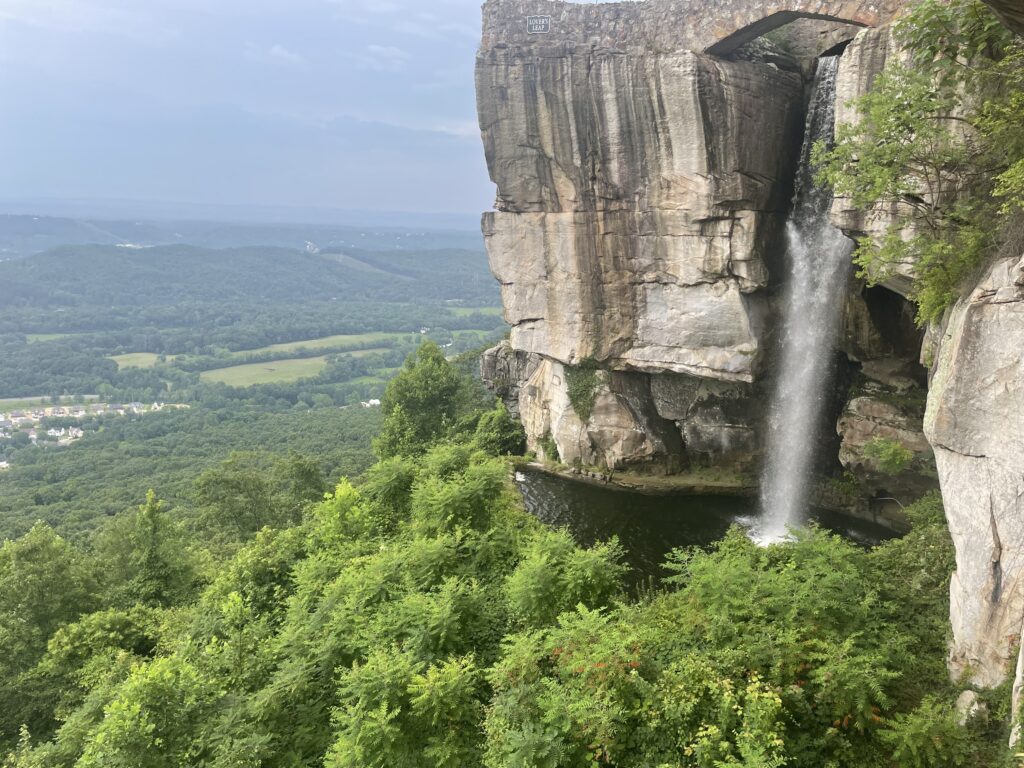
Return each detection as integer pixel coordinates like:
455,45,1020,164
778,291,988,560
478,17,810,468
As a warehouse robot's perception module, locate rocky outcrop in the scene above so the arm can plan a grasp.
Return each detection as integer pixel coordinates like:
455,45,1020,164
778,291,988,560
479,48,804,385
838,395,930,471
480,342,536,419
650,375,761,469
983,0,1024,37
478,13,812,466
517,357,682,471
828,27,919,297
925,254,1024,692
836,390,935,503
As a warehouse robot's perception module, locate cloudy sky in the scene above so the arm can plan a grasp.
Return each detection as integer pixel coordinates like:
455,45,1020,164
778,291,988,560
0,0,499,218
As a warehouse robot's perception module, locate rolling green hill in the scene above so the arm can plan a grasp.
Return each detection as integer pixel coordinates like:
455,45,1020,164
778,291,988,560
0,243,498,308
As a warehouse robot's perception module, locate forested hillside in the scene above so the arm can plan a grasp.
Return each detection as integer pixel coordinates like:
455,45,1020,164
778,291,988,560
0,228,506,541
0,343,1012,767
0,243,497,307
0,214,481,260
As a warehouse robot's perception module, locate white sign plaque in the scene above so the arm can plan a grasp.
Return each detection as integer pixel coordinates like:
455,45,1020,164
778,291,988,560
527,15,551,34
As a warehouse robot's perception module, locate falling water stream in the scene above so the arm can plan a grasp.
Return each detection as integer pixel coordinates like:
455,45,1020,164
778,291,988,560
757,56,854,542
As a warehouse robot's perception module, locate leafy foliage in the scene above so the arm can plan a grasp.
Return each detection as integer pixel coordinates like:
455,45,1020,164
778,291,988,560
863,437,916,475
473,402,527,457
565,361,601,422
815,0,1024,324
0,320,1011,767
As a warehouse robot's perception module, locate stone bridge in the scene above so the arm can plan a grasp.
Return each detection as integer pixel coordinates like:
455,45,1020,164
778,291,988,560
482,0,904,56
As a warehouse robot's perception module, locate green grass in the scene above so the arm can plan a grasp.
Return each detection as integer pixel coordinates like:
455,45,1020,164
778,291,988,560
0,395,100,410
447,307,504,318
255,332,412,355
199,356,330,387
25,333,78,342
111,353,163,370
346,369,400,386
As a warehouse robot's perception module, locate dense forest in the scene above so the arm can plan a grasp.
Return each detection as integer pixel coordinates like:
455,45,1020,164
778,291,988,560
0,342,1013,767
0,228,506,540
0,243,498,308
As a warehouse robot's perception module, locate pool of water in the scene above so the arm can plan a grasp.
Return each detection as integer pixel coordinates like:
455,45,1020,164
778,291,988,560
515,468,897,585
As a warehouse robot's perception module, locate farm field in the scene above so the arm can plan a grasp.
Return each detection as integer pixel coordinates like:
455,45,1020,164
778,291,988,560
0,394,100,411
256,331,412,355
237,327,498,357
447,306,503,317
346,368,401,386
25,333,79,342
199,355,330,386
111,352,163,369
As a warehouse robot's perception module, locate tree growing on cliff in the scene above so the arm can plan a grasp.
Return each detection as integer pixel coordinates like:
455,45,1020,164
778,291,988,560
815,0,1024,324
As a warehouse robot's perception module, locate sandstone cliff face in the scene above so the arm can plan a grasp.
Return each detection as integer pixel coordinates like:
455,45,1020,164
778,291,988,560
832,24,1024,696
480,50,802,381
478,26,807,467
925,254,1024,691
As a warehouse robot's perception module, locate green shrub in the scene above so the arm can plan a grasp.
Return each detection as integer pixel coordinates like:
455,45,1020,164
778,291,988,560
472,402,526,457
565,360,600,422
863,437,915,475
538,432,560,464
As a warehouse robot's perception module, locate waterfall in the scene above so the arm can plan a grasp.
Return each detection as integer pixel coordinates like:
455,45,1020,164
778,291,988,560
756,55,853,542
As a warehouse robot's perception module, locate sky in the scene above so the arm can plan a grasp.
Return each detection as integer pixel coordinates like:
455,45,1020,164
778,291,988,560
0,0,499,218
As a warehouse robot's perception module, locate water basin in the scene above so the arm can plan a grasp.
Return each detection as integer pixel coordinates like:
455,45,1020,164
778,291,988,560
515,467,897,587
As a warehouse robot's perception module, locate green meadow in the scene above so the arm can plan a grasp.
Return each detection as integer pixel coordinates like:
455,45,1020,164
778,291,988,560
199,356,331,386
111,353,163,369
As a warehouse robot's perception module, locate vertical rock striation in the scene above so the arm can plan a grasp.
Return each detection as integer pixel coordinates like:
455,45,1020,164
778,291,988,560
477,4,813,468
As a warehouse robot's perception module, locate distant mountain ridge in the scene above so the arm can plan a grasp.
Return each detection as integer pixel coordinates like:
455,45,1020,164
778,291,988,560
0,213,482,260
0,242,499,308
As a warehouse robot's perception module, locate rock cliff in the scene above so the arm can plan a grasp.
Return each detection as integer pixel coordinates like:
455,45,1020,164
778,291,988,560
982,0,1024,37
477,7,815,468
477,0,1024,729
926,255,1024,693
832,23,1024,705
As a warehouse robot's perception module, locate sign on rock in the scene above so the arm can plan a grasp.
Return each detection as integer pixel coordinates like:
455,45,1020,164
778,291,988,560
526,15,551,34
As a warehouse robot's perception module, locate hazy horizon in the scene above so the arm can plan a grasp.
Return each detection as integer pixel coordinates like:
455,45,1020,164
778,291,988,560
0,0,496,217
0,196,485,232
